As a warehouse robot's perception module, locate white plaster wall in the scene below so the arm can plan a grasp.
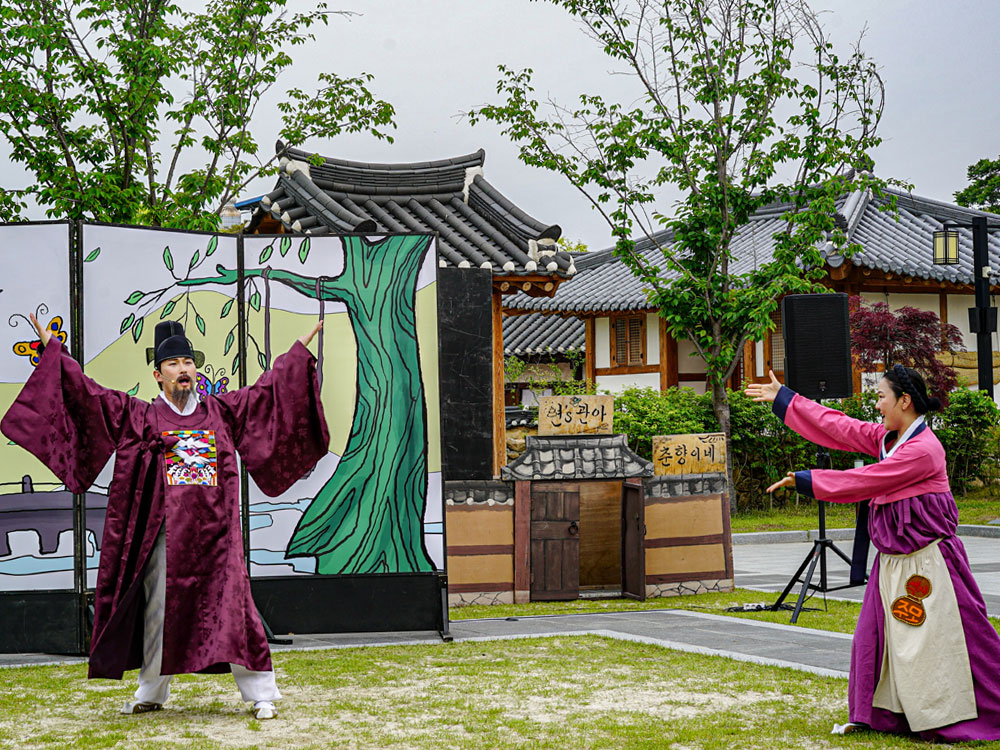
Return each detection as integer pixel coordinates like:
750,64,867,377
676,338,707,373
885,292,936,312
646,313,660,366
947,293,975,350
678,380,709,395
595,317,611,368
754,340,765,378
598,372,660,393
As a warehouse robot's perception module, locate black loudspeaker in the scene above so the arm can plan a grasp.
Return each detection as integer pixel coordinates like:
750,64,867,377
781,293,853,399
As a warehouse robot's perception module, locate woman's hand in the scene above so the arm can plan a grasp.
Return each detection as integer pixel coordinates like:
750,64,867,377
766,472,796,493
744,369,782,403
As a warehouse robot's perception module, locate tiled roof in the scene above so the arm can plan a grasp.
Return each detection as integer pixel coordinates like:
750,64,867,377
504,406,537,428
503,312,584,356
506,185,998,314
501,434,653,481
246,144,578,280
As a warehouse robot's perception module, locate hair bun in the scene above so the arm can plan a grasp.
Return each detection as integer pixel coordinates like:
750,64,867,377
926,396,943,412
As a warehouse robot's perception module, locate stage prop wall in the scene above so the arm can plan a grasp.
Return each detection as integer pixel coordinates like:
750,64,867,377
0,222,445,651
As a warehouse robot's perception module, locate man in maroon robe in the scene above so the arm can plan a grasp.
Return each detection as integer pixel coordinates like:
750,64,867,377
1,315,329,720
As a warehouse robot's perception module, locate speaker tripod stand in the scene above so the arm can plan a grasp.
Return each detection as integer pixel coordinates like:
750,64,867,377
768,446,866,624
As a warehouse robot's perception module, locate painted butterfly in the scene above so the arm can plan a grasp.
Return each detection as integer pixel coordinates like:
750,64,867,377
196,364,229,398
13,315,68,367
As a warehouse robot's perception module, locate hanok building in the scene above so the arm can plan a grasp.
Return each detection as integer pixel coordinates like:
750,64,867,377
245,143,579,477
502,312,584,407
505,185,1000,394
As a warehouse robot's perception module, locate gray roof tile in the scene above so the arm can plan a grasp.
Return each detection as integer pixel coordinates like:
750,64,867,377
507,185,998,314
503,313,584,355
247,144,577,279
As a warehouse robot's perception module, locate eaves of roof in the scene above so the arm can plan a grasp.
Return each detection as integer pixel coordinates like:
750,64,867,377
244,144,578,281
507,182,998,315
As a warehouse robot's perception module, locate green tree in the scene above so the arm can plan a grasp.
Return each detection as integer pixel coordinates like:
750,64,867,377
0,0,395,228
470,0,898,504
955,156,1000,213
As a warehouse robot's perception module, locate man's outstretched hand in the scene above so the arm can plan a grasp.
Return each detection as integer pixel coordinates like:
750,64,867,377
298,321,323,349
744,369,782,403
29,313,52,348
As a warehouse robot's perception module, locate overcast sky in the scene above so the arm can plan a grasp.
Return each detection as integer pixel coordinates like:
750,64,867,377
7,1,1000,251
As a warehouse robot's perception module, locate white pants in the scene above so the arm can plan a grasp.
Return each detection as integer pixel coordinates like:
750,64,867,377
134,530,281,705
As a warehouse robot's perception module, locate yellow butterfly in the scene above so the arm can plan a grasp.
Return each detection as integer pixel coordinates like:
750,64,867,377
13,316,68,367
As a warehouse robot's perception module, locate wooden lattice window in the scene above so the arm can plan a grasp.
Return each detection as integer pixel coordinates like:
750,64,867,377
768,308,784,373
611,315,645,367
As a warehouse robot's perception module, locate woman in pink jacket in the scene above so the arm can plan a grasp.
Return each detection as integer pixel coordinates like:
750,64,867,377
747,365,1000,741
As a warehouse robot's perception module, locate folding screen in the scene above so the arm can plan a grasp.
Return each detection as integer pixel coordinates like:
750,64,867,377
0,222,76,593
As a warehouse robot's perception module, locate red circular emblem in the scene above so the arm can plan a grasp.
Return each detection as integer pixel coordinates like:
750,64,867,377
905,574,932,600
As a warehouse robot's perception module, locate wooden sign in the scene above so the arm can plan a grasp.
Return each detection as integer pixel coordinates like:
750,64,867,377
537,395,613,436
652,433,726,475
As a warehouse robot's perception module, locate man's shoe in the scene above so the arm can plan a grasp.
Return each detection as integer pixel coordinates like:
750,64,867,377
252,701,278,720
831,722,863,735
121,701,162,715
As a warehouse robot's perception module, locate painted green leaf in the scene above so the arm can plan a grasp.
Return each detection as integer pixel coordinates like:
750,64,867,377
84,247,101,263
279,236,292,257
126,382,140,396
132,317,144,343
220,298,234,318
298,237,311,263
250,291,261,311
258,352,267,370
259,244,273,264
224,330,235,355
232,353,240,376
189,250,200,269
125,290,144,305
7,440,14,446
195,313,205,335
120,313,135,334
206,235,218,257
159,299,177,319
163,246,174,271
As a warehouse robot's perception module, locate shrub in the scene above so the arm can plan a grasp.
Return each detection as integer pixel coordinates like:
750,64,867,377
612,386,715,460
932,388,1000,493
608,383,998,510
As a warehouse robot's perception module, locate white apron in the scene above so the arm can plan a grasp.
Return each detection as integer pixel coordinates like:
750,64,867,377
872,539,977,731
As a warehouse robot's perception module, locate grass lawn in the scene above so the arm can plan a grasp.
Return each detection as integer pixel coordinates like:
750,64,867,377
730,485,1000,533
3,635,996,749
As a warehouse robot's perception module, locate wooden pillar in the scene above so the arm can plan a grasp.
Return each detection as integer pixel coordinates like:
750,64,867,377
659,317,678,390
940,291,949,347
492,290,505,476
514,480,531,603
585,317,596,387
743,340,755,383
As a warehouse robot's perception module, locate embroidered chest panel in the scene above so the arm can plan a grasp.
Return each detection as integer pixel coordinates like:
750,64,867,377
163,430,218,486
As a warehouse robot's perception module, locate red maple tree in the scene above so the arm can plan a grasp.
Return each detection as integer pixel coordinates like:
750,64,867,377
848,296,965,400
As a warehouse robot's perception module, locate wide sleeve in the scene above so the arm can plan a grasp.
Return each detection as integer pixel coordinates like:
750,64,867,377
772,385,884,458
0,338,130,493
793,439,941,504
217,340,330,497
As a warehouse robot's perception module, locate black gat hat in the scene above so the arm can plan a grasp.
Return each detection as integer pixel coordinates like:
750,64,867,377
146,321,205,368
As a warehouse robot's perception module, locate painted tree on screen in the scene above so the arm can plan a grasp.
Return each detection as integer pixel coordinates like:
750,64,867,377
116,233,436,574
470,0,899,505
